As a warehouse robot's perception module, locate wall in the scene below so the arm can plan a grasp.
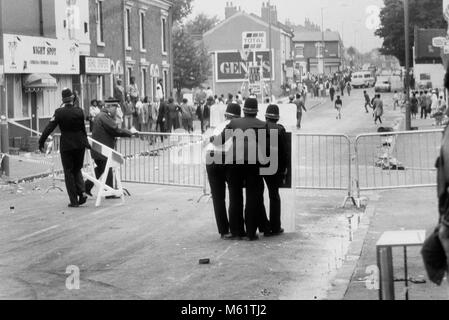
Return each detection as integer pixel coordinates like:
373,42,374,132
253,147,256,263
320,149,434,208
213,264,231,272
2,0,56,38
414,63,445,90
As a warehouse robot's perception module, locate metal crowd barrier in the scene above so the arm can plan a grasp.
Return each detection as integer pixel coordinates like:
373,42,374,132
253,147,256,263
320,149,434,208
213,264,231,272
116,132,207,193
293,133,356,207
354,129,444,199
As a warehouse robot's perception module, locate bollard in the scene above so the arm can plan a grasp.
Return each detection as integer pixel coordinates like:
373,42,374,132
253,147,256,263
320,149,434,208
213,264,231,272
377,247,395,300
0,115,10,177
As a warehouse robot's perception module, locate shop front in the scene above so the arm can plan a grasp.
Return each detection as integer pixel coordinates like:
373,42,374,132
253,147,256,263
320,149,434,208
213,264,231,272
3,34,79,147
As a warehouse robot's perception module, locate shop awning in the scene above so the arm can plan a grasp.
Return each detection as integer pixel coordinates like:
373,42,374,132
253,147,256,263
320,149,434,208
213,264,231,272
23,74,58,91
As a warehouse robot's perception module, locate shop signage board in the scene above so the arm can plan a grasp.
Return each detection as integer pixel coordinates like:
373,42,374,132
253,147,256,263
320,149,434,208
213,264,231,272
81,56,111,74
3,34,80,74
215,50,274,83
242,31,266,50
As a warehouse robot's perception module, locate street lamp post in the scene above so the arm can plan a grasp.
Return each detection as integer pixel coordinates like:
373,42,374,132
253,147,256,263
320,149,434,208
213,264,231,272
268,0,273,100
404,0,412,131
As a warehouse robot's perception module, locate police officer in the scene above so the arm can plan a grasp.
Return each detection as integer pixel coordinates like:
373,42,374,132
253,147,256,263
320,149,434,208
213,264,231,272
263,104,288,236
206,103,241,239
213,98,269,241
85,98,137,198
39,88,90,207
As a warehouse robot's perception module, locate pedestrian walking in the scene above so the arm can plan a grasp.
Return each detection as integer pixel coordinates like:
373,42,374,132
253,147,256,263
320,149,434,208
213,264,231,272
39,88,90,207
85,99,137,199
373,94,384,125
346,82,352,96
363,91,371,113
294,93,307,130
335,96,343,120
410,93,419,120
206,103,241,239
196,98,211,133
329,86,336,102
263,104,288,237
420,91,427,119
393,91,399,111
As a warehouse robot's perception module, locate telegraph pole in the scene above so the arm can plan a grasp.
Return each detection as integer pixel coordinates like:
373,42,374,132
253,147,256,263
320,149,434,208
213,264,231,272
268,0,273,100
404,0,411,130
0,0,9,177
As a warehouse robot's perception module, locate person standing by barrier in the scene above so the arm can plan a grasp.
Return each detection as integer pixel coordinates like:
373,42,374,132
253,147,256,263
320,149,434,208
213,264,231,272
263,104,288,236
335,96,343,120
212,98,268,241
128,76,139,106
197,97,211,134
39,88,90,208
206,103,241,239
294,93,307,130
85,99,137,198
89,100,100,132
166,97,181,132
373,94,384,125
363,91,371,113
123,94,134,130
180,98,194,133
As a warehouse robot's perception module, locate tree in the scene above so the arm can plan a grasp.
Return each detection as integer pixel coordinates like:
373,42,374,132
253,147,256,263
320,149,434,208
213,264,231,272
185,13,219,35
375,0,446,66
171,0,194,24
173,25,211,93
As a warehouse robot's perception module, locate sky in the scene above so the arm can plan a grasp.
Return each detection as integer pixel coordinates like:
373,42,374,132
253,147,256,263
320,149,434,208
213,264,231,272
191,0,385,53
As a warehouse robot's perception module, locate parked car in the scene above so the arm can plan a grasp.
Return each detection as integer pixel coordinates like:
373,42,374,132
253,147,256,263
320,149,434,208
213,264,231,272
375,76,392,92
352,71,376,88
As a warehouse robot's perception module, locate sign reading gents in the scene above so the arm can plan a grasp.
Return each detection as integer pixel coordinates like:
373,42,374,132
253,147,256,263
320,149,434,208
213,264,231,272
215,50,274,82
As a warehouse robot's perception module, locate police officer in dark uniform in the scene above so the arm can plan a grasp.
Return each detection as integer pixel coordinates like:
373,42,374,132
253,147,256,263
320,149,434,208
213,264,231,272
85,98,136,198
39,88,90,207
206,103,241,239
264,104,288,236
213,98,269,241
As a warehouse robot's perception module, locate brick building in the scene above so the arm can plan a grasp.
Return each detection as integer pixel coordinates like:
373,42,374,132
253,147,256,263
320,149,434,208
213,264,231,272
0,0,88,145
82,0,174,109
203,2,294,99
293,30,344,77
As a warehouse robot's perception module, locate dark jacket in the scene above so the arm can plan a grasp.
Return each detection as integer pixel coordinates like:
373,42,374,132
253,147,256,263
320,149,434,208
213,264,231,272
196,103,211,121
91,109,133,160
39,103,89,152
157,101,167,124
213,116,266,165
265,121,288,175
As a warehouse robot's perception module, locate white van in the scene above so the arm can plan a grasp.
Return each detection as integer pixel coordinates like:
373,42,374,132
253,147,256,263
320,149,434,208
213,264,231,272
351,71,375,88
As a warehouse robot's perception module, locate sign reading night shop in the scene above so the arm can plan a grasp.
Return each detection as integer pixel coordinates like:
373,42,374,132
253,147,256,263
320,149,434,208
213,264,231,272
3,34,80,74
215,50,274,82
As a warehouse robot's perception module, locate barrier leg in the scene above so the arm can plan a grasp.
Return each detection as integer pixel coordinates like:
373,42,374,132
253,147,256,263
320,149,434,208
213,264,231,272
377,246,395,300
0,116,10,177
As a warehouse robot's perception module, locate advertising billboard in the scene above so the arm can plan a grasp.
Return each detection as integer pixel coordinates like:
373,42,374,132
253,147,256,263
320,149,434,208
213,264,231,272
215,50,274,83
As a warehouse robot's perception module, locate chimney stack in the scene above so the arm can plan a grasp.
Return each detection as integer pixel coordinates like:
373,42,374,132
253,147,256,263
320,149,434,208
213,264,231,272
261,2,278,24
225,2,238,19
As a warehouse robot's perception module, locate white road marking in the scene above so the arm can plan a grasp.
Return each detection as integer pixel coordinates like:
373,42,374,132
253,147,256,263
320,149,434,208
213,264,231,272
215,244,236,261
92,203,125,216
15,225,60,242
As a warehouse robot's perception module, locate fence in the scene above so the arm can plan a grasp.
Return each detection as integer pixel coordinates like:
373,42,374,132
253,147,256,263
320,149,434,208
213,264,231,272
354,129,444,199
293,133,356,207
116,132,207,194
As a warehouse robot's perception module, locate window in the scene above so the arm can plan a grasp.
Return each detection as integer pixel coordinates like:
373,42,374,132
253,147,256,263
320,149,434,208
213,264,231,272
161,17,167,54
295,44,304,58
97,76,105,101
127,67,133,87
139,11,146,51
163,70,168,98
96,0,104,45
125,7,131,50
141,68,147,98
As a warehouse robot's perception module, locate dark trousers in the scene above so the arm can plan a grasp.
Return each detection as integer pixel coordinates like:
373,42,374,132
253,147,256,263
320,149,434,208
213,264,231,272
60,148,86,205
421,107,428,119
263,174,282,233
206,164,229,235
85,158,113,195
374,115,383,124
226,166,245,237
242,165,269,237
167,116,179,132
364,102,371,113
